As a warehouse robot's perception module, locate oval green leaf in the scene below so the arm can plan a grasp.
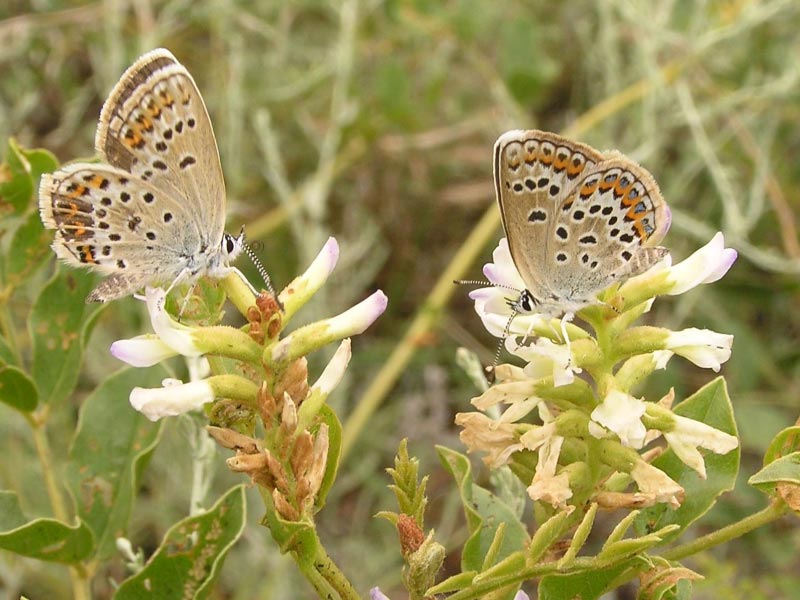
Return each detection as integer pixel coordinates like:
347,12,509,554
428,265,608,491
0,491,94,563
113,485,246,600
0,365,38,412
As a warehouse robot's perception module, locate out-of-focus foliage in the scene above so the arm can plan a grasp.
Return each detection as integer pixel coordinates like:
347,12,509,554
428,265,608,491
1,1,798,597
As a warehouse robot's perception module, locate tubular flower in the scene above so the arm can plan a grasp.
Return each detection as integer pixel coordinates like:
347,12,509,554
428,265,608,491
458,232,739,512
110,238,386,522
661,414,739,478
589,390,647,449
665,328,733,372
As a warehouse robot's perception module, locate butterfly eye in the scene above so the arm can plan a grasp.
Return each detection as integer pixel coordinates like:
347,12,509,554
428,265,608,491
225,234,236,254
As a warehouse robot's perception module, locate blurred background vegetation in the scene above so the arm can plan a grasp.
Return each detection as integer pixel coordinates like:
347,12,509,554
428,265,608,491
1,0,799,598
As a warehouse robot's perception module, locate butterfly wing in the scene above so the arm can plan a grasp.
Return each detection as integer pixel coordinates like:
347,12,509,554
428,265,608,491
94,48,226,252
493,130,603,300
542,154,671,308
39,162,198,300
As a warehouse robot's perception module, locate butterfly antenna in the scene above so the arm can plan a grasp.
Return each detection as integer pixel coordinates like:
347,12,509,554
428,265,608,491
492,306,518,368
454,278,492,286
454,279,524,294
243,242,282,309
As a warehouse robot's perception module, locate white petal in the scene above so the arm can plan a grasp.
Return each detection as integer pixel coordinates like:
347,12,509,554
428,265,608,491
665,328,733,372
110,336,177,367
311,339,352,395
630,460,684,509
590,391,647,449
144,287,203,356
667,232,738,295
129,379,214,421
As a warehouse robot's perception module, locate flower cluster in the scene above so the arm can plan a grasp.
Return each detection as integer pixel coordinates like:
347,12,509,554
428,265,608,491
111,237,387,519
458,233,739,510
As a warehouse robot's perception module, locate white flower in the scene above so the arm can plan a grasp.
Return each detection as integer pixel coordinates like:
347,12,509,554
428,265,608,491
508,336,582,387
130,378,214,421
469,238,547,337
590,390,647,449
110,287,203,366
663,414,738,478
666,232,737,295
665,328,733,372
369,589,391,600
630,459,684,509
311,339,352,395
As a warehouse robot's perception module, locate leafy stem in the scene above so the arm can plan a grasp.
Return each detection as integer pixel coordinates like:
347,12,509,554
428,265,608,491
661,500,788,561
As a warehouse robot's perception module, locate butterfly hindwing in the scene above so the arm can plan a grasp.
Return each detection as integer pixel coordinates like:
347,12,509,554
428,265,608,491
39,162,200,282
544,156,671,302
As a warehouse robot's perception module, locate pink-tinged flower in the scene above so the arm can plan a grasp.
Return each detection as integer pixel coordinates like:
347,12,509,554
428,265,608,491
111,287,261,367
370,589,391,600
589,390,647,449
270,290,387,364
508,336,582,387
662,414,738,478
666,232,737,295
455,412,523,468
469,238,547,337
630,459,684,509
111,287,203,366
110,335,178,367
130,378,214,422
279,237,339,319
665,328,733,372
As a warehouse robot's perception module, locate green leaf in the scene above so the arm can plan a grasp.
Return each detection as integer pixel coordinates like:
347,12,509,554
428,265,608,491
748,452,800,496
66,366,165,558
0,139,58,217
4,209,51,288
29,264,102,406
260,495,317,561
538,558,640,600
437,446,528,598
315,403,341,510
0,365,38,412
0,490,94,563
763,426,800,465
113,485,246,600
634,377,739,541
0,335,16,367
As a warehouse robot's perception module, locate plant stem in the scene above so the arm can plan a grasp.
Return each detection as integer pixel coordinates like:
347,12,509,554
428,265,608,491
306,540,361,600
29,410,68,522
29,410,92,600
660,500,787,561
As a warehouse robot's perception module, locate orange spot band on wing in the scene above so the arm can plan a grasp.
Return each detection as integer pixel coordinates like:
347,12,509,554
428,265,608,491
598,176,616,192
579,182,598,197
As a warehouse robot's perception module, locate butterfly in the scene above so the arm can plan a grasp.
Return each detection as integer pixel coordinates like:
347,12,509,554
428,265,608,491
38,48,260,302
493,129,671,316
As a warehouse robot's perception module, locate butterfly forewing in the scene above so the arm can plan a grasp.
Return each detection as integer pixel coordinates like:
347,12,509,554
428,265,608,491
493,130,671,313
38,48,237,302
493,130,603,300
94,48,226,250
